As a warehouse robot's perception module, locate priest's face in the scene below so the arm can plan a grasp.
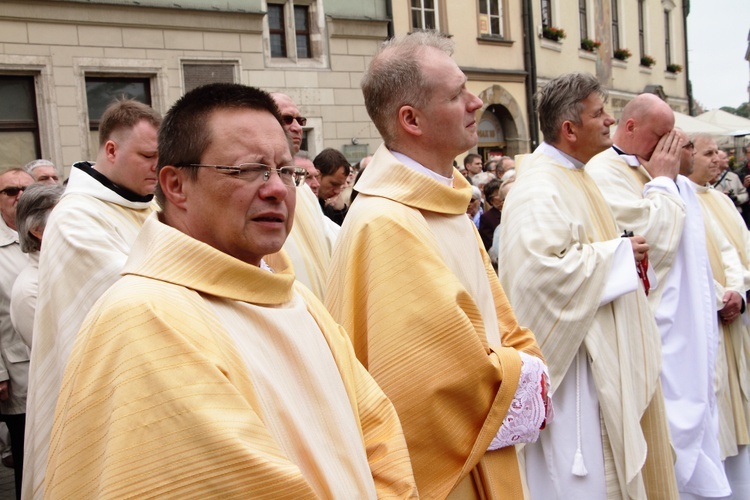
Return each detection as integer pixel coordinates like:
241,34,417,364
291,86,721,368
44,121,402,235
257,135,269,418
689,136,720,185
416,47,484,159
108,119,159,196
181,107,295,267
571,92,615,163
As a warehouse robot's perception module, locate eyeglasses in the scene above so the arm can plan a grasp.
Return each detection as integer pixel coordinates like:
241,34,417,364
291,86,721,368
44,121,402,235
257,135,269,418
0,186,28,197
281,115,307,127
178,163,308,187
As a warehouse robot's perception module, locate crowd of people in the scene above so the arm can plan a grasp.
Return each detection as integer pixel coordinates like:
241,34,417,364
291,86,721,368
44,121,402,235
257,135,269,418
0,29,748,499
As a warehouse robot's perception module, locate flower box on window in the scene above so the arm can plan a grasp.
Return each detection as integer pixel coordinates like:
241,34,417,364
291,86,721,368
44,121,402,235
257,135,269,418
640,55,656,68
613,48,631,61
666,63,682,74
580,38,601,52
542,26,566,42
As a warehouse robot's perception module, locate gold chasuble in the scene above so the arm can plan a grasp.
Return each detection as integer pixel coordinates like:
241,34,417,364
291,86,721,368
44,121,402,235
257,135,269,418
325,145,543,499
693,183,750,458
500,148,667,499
45,214,417,499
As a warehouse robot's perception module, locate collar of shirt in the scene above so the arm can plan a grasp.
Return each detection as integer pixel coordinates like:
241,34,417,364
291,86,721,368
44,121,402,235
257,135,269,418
390,150,454,187
536,142,585,170
612,145,641,167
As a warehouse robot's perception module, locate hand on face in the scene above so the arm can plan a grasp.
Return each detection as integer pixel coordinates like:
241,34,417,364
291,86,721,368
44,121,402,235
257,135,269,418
639,129,682,179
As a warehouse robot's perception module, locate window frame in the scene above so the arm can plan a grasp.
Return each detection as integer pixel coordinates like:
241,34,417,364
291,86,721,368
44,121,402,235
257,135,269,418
266,0,320,64
478,0,505,39
611,0,620,50
578,0,588,42
84,75,152,132
638,0,646,59
664,9,672,66
540,0,553,29
412,0,439,32
0,74,42,163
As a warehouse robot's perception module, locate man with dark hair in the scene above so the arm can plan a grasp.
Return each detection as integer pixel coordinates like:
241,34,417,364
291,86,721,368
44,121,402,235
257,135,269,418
500,73,677,498
0,167,34,499
326,31,548,499
23,98,161,499
44,83,417,499
314,148,351,225
463,153,483,177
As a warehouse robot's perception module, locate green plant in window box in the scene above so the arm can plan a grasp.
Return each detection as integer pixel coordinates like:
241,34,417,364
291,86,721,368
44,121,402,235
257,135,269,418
640,55,656,68
580,38,602,52
542,26,566,42
666,63,683,74
613,48,632,61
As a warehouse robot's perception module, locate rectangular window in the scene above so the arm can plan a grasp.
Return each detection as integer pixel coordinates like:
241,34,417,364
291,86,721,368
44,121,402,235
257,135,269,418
541,0,552,28
638,0,645,58
294,5,311,58
611,0,620,50
268,4,287,58
0,75,41,165
579,0,588,41
85,77,151,131
182,63,236,94
412,0,438,31
85,76,151,148
664,10,672,66
479,0,503,38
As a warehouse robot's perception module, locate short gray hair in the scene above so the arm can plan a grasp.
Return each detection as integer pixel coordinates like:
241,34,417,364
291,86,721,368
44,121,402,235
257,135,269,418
361,31,454,144
24,159,56,175
536,73,606,144
15,184,63,253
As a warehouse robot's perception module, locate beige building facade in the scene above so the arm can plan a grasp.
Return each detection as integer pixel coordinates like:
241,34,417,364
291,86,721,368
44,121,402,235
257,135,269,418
533,0,690,119
0,0,691,174
0,0,389,174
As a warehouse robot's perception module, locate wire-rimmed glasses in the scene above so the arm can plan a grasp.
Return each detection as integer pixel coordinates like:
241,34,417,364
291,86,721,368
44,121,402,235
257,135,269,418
178,163,308,187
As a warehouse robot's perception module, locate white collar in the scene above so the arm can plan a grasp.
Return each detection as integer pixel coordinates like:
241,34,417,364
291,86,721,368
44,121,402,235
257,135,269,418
390,151,454,187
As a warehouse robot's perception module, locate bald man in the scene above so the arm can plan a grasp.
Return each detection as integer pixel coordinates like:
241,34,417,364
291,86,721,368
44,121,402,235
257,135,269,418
589,95,730,497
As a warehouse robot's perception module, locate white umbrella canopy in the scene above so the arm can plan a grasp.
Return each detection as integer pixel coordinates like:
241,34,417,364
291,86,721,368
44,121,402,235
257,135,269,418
673,111,731,135
696,109,750,136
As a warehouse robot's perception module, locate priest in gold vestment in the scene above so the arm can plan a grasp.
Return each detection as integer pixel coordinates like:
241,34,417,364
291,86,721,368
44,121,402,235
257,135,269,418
500,74,676,499
326,32,550,499
45,84,417,499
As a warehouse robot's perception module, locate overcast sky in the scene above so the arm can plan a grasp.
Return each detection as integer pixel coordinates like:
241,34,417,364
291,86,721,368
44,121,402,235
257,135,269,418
687,0,749,110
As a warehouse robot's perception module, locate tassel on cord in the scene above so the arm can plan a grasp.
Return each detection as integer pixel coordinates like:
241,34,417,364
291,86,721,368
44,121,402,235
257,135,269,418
571,352,588,477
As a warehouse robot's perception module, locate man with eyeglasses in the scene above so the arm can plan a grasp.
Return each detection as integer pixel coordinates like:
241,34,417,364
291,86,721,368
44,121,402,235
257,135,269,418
0,167,33,499
266,92,339,300
43,83,417,499
713,150,748,216
589,94,730,498
23,99,162,500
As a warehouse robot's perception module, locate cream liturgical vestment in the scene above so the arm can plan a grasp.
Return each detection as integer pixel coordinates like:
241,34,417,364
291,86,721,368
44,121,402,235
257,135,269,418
45,214,417,499
325,144,544,500
23,162,156,500
692,182,750,498
266,183,338,301
588,149,729,498
500,143,671,500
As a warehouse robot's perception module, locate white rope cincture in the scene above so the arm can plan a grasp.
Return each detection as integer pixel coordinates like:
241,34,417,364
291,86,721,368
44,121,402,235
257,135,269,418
571,351,588,476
